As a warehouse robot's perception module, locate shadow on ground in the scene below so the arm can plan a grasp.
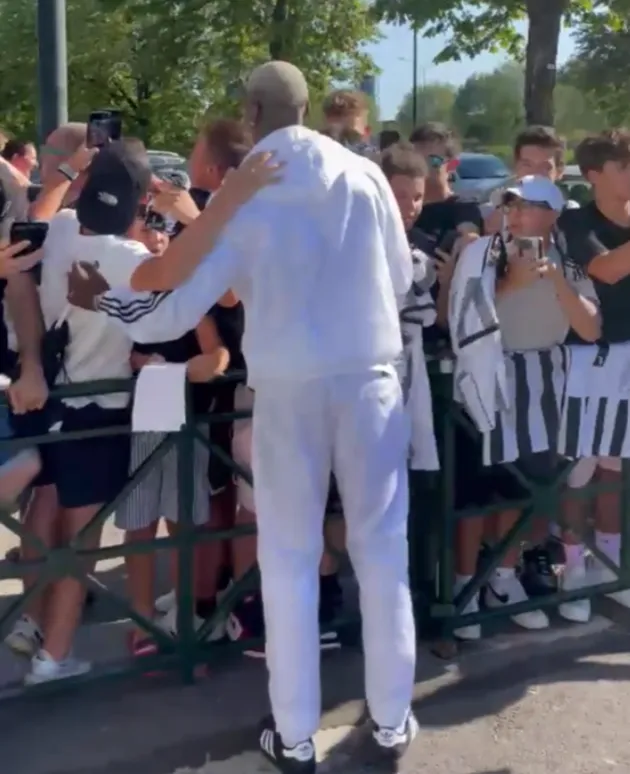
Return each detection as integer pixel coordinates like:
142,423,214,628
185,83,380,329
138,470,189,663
2,621,630,774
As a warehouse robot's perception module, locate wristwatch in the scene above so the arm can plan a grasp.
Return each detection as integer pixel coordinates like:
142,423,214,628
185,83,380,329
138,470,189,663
57,162,79,182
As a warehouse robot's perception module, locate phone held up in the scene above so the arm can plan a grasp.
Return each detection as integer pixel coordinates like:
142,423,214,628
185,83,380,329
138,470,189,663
87,109,122,149
513,236,544,263
438,221,480,256
10,221,49,257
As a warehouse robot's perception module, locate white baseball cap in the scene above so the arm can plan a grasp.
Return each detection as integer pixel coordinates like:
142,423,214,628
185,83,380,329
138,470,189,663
502,175,565,213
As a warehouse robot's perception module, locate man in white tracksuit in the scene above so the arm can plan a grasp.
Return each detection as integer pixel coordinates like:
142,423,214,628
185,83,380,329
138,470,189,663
69,62,418,773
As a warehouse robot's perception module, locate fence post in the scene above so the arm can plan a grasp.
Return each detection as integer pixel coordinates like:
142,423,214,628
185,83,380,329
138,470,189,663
620,460,630,586
176,385,197,684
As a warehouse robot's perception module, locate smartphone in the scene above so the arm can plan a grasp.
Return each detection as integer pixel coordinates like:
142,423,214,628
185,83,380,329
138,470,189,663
87,109,122,148
438,222,479,255
10,221,49,256
144,207,167,233
514,236,544,262
158,168,190,190
438,229,459,255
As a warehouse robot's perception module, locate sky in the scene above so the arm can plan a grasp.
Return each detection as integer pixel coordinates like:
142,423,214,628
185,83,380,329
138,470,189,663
366,22,576,120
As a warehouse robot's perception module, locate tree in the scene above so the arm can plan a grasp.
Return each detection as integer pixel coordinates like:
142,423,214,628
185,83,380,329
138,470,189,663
562,18,630,127
372,0,614,127
0,0,378,151
452,63,523,145
395,83,457,136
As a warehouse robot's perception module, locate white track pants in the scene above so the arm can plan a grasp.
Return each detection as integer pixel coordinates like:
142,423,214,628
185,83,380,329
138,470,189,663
252,368,416,746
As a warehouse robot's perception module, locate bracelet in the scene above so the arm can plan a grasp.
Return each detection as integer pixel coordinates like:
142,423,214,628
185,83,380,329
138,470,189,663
57,163,78,182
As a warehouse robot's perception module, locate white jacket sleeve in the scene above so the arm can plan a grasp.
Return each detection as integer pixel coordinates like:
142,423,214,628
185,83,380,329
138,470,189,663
97,238,243,343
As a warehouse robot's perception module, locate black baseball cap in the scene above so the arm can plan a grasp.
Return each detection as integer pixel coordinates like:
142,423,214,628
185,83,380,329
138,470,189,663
77,141,151,236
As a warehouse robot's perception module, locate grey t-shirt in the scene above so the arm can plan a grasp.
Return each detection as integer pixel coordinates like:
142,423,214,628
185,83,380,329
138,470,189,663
496,243,598,352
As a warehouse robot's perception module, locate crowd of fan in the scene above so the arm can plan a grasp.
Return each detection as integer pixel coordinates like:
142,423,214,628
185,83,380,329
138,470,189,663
0,82,628,705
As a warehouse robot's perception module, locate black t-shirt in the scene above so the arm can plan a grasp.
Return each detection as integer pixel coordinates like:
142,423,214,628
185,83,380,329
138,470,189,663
412,197,483,350
559,202,630,343
133,303,244,415
415,195,484,254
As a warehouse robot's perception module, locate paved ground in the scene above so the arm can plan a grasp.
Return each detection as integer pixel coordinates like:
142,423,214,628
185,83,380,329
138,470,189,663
2,517,630,773
1,606,629,774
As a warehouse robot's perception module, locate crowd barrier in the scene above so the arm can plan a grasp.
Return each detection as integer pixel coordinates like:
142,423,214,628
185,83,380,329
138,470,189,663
0,362,628,697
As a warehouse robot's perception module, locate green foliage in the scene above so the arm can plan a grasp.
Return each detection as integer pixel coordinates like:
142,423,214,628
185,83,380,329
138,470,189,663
396,62,606,148
0,0,378,152
395,83,457,136
563,18,630,125
452,63,523,145
372,0,619,125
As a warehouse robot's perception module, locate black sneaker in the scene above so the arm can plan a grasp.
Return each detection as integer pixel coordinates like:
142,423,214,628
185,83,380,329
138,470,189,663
520,538,565,598
366,712,419,772
259,716,316,773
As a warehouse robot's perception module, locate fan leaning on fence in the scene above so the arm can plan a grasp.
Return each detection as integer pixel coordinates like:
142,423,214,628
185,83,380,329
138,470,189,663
447,175,602,640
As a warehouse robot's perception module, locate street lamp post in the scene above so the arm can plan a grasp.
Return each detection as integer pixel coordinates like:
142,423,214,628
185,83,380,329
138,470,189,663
411,27,418,126
37,0,68,144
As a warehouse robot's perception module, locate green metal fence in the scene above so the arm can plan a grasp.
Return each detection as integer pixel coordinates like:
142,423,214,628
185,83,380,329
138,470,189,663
0,372,360,695
425,356,630,639
0,360,628,697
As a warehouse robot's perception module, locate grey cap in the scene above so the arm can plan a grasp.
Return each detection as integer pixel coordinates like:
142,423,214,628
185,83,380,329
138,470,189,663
246,61,309,107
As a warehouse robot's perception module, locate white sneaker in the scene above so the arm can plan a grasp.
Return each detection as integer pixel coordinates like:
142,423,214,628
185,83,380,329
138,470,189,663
589,561,630,608
5,615,43,657
558,565,591,623
453,577,481,641
25,649,91,685
154,588,176,615
486,572,549,630
157,604,225,642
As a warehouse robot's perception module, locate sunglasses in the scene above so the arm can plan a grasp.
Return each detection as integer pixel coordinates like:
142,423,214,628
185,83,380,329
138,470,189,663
503,195,552,211
427,154,446,169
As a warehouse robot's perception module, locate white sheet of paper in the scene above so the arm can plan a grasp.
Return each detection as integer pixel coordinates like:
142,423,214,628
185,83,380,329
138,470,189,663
131,362,188,432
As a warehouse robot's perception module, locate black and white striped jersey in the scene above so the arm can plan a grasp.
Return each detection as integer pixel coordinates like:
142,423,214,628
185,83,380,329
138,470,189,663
448,235,509,434
484,345,569,465
399,239,439,471
560,342,630,459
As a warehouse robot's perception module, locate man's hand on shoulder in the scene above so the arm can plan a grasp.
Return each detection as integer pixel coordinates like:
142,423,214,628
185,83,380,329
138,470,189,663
67,261,110,310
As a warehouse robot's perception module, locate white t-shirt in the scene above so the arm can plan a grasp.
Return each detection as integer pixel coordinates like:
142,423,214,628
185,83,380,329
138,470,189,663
40,209,150,410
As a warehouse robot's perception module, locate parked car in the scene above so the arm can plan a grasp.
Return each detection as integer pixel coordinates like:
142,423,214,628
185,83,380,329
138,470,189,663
147,149,186,170
450,153,511,200
478,164,591,212
557,164,592,206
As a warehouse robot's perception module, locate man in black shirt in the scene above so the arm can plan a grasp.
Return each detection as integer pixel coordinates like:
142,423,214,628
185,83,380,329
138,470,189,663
409,122,483,250
558,129,630,612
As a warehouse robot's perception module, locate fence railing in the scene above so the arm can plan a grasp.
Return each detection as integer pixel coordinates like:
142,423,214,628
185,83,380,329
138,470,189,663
0,362,628,697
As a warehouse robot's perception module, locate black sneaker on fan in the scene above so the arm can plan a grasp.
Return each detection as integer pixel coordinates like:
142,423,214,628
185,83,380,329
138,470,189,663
520,538,565,598
258,716,316,774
